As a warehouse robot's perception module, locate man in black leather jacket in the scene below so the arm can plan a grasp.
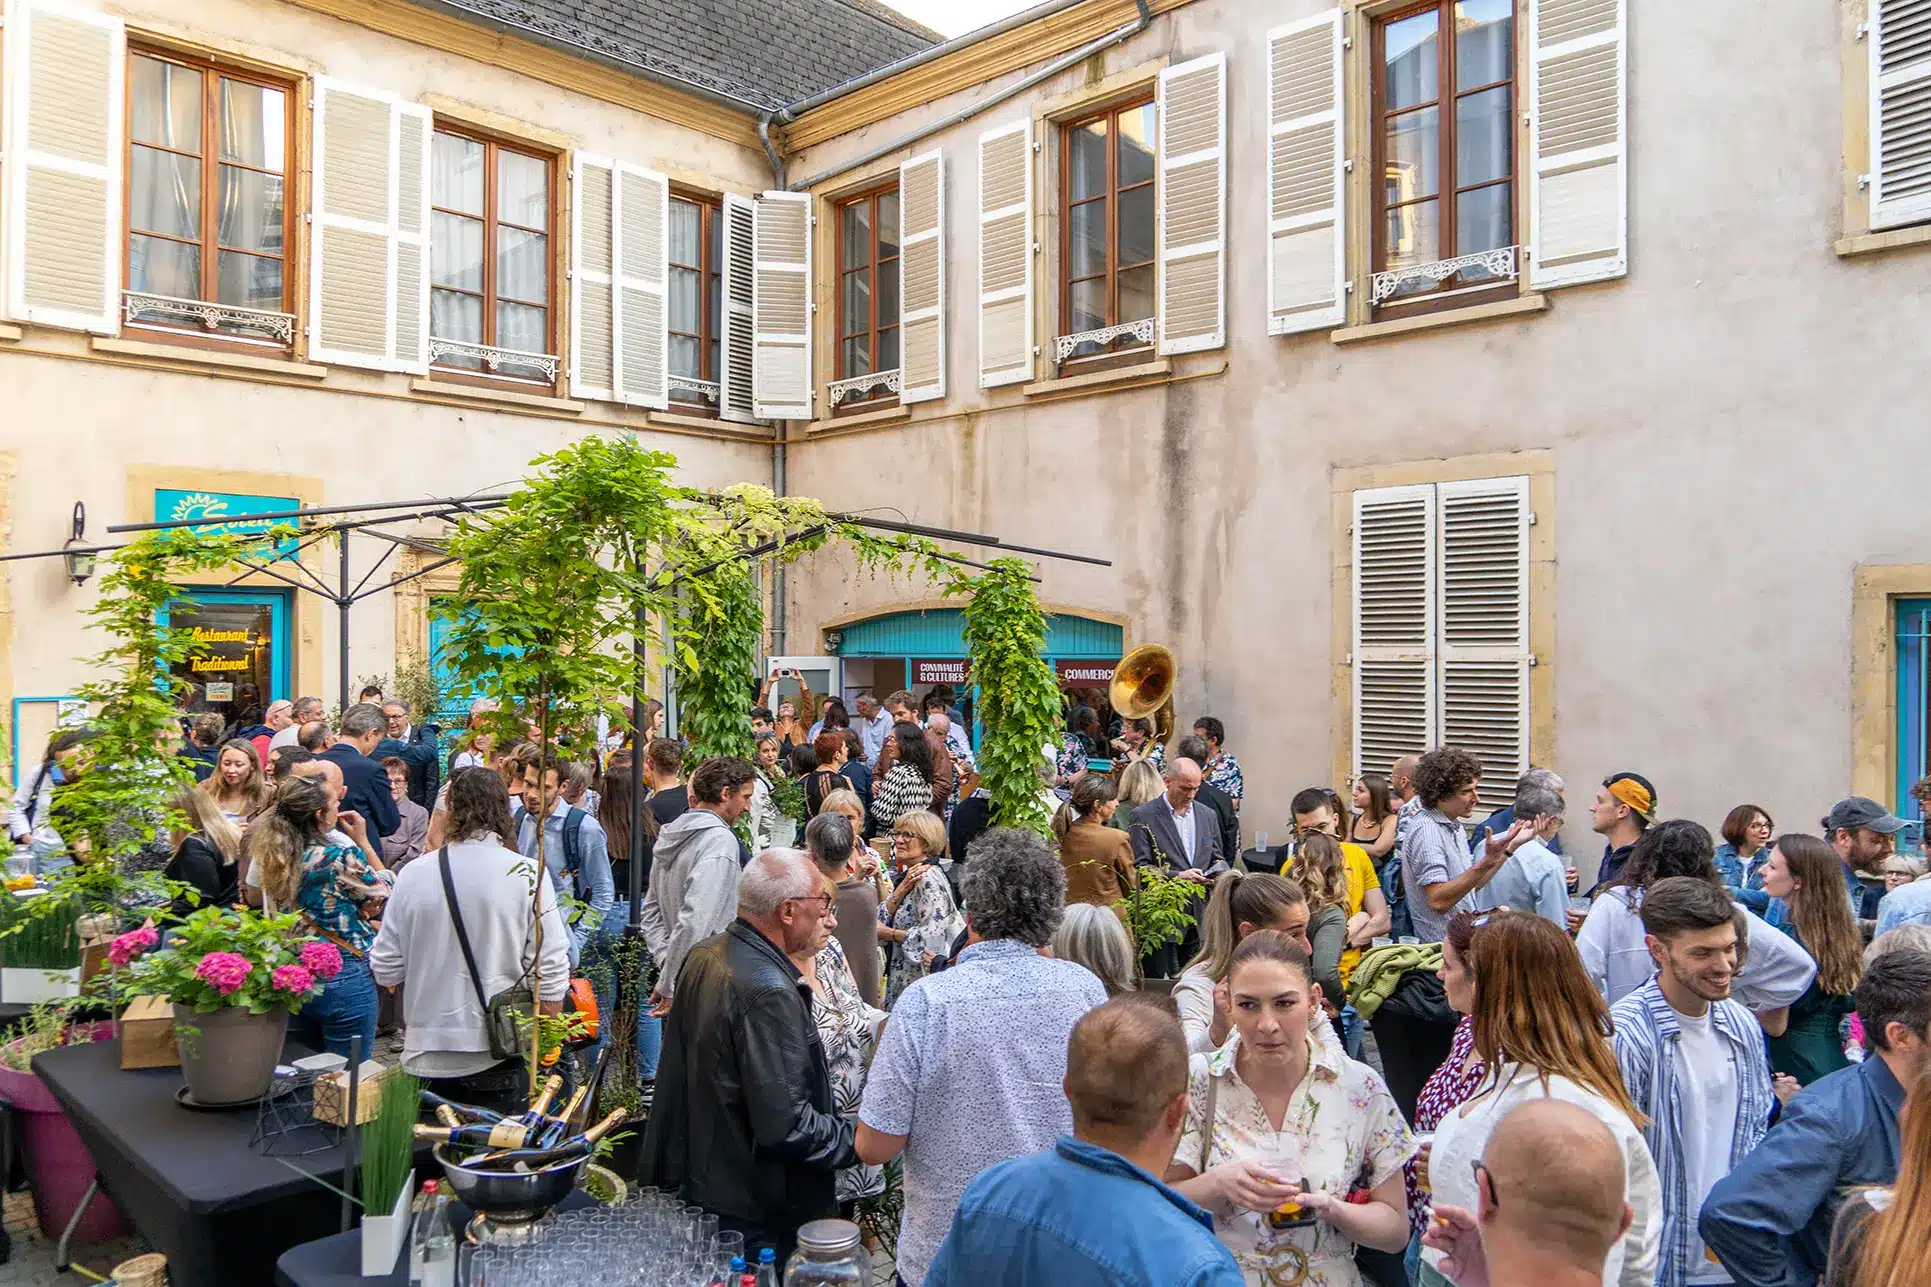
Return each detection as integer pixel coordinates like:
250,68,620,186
641,848,855,1264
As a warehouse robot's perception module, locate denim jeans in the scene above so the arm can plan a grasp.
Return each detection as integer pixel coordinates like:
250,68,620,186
289,955,379,1059
587,904,661,1079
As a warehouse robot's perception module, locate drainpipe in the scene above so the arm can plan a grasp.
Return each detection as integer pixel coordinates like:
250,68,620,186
784,0,1153,192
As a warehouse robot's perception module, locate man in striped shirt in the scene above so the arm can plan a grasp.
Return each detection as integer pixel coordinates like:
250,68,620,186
1610,877,1774,1287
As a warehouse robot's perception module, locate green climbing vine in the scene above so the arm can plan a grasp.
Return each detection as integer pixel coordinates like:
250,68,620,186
945,557,1062,837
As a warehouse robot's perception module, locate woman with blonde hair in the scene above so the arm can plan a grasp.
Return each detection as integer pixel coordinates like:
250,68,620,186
167,787,242,911
1052,902,1135,997
199,738,269,826
1171,871,1324,1054
1286,831,1351,1014
818,788,892,903
1759,832,1866,1085
1422,911,1660,1287
877,809,961,1006
1106,758,1167,835
1828,1070,1931,1287
1055,775,1137,909
253,775,392,1057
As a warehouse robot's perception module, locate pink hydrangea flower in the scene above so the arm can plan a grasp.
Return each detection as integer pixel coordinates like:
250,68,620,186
270,964,315,994
194,952,252,996
107,925,159,968
299,941,343,981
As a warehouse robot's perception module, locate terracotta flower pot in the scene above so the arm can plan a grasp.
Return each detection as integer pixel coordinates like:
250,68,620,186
173,1004,288,1105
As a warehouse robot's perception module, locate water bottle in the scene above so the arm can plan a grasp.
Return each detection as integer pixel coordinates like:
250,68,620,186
407,1180,438,1284
419,1185,455,1287
757,1246,779,1287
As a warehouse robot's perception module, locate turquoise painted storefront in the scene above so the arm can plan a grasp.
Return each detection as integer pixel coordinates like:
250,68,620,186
835,609,1122,659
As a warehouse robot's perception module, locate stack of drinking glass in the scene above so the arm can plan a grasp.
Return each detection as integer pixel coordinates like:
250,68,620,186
459,1188,750,1287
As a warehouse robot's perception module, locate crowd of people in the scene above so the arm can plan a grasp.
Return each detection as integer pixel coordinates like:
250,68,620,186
18,675,1931,1287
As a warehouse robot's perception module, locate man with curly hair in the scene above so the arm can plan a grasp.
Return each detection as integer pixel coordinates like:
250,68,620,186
856,828,1107,1287
1399,747,1529,944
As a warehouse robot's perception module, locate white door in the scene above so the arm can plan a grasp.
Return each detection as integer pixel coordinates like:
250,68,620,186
765,656,843,724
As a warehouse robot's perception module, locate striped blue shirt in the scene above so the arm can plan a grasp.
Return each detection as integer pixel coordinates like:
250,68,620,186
1611,978,1774,1287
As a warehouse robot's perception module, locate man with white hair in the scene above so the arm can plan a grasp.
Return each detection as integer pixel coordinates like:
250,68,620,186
641,846,854,1267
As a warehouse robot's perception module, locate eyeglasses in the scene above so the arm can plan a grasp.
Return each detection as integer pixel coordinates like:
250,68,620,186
1470,1159,1497,1208
785,893,835,914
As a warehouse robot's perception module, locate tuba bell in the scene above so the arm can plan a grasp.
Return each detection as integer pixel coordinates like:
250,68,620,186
1111,644,1177,745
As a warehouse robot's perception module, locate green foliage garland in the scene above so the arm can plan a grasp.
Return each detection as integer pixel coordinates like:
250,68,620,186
945,558,1061,837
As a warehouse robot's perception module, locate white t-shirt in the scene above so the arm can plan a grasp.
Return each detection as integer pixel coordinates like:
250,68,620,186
268,724,303,751
1672,1008,1738,1284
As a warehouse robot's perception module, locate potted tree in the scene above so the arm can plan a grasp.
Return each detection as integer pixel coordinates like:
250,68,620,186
0,1001,124,1240
108,908,342,1105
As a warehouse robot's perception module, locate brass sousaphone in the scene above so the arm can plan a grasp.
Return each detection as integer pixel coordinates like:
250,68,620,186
1110,643,1177,746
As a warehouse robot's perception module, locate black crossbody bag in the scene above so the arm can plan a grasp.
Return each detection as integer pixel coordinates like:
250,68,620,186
437,848,534,1062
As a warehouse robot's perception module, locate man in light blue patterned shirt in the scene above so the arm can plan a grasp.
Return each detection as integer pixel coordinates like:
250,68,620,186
856,828,1107,1287
1611,878,1773,1287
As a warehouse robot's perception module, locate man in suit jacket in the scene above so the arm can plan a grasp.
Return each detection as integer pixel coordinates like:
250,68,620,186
373,699,440,810
1127,758,1225,884
319,704,402,839
1176,735,1240,863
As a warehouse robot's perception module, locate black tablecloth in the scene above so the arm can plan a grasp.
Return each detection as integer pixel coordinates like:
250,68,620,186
275,1192,595,1287
1242,845,1287,875
32,1036,418,1287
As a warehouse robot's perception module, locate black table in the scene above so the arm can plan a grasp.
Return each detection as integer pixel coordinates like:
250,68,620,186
1242,845,1288,875
276,1192,595,1287
32,1036,409,1287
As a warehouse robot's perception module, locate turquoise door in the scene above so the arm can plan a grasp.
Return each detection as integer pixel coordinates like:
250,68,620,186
164,588,290,727
1896,599,1931,844
428,599,526,728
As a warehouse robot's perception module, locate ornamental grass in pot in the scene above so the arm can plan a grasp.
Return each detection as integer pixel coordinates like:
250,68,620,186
110,907,345,1105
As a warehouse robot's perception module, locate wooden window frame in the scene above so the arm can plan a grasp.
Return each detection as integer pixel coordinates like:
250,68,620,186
833,181,900,411
1369,0,1518,315
1057,92,1155,369
428,121,558,389
122,45,297,352
667,188,723,415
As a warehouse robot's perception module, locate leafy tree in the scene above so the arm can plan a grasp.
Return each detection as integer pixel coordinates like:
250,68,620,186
946,558,1062,837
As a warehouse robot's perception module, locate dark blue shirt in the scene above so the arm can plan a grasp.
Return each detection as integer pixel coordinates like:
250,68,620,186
318,743,402,839
1699,1053,1906,1287
926,1135,1243,1287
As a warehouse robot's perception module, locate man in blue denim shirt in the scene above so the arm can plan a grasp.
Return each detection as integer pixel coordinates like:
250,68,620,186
1699,948,1931,1286
925,995,1243,1287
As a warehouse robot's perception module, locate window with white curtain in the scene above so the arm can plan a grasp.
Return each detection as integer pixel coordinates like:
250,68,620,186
429,127,553,382
668,192,722,411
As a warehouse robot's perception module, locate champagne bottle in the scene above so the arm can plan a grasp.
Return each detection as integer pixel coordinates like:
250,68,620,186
526,1074,564,1118
552,1084,590,1128
472,1108,628,1169
420,1090,506,1125
414,1120,546,1150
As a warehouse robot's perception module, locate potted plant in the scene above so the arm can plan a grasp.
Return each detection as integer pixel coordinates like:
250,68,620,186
1120,864,1199,988
109,907,343,1105
359,1069,421,1275
0,1000,125,1240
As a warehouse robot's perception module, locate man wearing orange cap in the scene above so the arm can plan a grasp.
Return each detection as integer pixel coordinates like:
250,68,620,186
1591,772,1657,893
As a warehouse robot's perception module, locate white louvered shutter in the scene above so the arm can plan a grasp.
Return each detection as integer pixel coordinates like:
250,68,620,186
752,190,811,420
899,150,945,404
569,155,616,401
1267,12,1346,336
1871,0,1931,230
394,105,430,374
718,194,757,421
1156,52,1226,355
1437,477,1531,810
612,163,668,409
977,121,1032,387
2,0,123,333
1353,485,1436,781
310,80,421,369
1528,0,1627,289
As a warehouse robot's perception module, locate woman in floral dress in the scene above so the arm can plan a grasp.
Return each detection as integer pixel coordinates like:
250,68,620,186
877,810,962,1008
798,872,889,1205
1167,931,1414,1287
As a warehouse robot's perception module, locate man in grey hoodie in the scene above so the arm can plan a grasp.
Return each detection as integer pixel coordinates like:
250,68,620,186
643,755,759,1013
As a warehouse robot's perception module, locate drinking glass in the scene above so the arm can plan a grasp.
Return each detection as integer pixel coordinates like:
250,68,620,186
712,1232,743,1264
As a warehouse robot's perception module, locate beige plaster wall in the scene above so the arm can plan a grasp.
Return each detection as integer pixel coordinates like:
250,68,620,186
780,0,1931,844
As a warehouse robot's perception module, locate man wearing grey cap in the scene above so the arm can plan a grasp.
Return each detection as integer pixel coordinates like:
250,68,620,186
1823,796,1905,933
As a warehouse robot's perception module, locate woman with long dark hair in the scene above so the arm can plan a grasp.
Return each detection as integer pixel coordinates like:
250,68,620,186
1759,832,1865,1085
253,775,392,1057
1575,818,1817,1012
1350,774,1398,861
1423,912,1660,1286
870,722,936,833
